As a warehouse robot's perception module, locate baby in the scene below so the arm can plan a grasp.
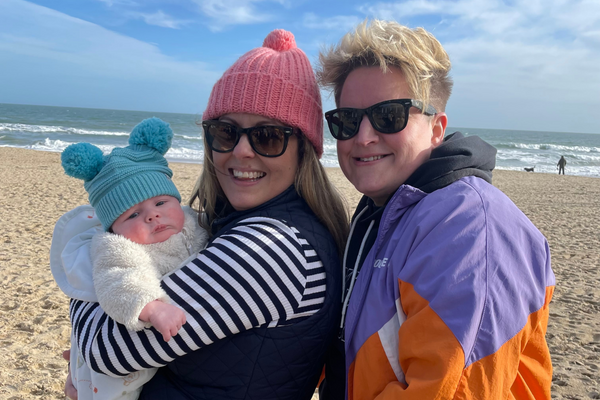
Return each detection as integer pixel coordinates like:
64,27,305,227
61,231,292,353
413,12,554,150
50,117,207,399
92,193,199,341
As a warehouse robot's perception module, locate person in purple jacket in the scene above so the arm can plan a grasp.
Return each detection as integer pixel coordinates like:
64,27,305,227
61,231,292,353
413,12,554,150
317,20,555,399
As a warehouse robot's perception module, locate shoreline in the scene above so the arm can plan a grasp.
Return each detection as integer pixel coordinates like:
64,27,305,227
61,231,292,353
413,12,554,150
1,147,599,399
4,146,600,180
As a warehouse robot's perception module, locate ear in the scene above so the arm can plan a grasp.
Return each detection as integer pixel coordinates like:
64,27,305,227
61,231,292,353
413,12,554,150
431,112,447,147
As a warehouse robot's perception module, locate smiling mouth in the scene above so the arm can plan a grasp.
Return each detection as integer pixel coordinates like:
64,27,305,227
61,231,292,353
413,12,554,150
231,169,266,180
356,155,386,162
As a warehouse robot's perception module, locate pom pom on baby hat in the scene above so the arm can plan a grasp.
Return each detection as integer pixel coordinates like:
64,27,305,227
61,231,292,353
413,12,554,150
61,143,105,182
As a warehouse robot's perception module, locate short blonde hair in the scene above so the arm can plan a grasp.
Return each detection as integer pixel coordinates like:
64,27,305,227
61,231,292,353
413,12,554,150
317,19,453,112
189,133,349,255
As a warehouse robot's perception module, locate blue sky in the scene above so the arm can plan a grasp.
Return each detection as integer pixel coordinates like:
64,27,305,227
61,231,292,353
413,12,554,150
1,0,599,134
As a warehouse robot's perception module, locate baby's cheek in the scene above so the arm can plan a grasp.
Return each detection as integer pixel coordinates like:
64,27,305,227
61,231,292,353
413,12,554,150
174,209,186,232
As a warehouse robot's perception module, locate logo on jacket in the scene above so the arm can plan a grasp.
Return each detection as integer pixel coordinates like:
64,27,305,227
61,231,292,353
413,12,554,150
374,258,388,268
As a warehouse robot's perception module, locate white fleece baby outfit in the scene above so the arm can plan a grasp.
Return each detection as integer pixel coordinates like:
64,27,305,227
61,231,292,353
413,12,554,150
50,205,208,400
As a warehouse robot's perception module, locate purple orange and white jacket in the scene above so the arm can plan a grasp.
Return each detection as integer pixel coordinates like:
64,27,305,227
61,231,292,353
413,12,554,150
344,174,555,399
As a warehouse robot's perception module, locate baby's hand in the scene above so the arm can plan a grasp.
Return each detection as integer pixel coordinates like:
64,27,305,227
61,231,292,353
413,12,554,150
139,300,186,342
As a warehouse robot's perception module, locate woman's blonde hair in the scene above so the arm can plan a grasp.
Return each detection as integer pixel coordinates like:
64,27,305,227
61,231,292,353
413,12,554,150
317,19,453,112
189,133,349,255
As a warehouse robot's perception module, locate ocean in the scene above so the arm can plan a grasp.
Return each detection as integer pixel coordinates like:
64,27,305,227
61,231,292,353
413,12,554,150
1,103,599,177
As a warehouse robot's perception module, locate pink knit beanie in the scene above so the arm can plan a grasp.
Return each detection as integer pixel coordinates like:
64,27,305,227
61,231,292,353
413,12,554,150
203,29,324,157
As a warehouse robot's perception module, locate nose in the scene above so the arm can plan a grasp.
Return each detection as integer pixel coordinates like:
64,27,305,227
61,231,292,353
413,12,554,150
354,115,379,146
146,211,160,223
232,133,255,158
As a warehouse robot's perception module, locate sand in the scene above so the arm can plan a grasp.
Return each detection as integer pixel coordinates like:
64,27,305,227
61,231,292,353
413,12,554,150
0,147,598,399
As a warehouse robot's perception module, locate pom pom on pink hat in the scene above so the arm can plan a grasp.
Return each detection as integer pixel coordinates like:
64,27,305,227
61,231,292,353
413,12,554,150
203,29,324,157
263,29,296,51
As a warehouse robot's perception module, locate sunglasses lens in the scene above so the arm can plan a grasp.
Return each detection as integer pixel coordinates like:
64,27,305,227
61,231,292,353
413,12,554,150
203,121,291,157
250,126,287,156
205,122,237,152
329,110,360,140
370,103,408,133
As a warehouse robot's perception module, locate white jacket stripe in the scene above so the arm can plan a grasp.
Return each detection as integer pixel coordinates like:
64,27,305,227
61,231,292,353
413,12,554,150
377,298,407,384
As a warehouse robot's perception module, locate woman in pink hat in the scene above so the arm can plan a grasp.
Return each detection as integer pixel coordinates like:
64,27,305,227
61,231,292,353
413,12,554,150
63,29,347,400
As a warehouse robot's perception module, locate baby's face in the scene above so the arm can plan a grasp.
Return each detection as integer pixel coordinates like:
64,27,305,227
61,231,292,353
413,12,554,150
111,195,185,244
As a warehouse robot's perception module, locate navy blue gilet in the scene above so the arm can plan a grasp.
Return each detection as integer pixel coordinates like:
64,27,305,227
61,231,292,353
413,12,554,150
139,186,342,400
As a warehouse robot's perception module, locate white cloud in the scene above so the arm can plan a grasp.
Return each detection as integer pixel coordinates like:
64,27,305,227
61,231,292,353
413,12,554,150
95,0,190,29
359,0,600,42
0,1,215,82
0,0,220,112
192,0,277,31
133,10,190,29
96,0,138,6
303,12,361,31
331,0,600,133
359,0,533,36
581,30,600,44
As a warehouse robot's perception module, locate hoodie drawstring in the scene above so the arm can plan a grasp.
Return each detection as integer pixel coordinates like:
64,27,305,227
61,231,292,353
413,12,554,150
340,205,374,335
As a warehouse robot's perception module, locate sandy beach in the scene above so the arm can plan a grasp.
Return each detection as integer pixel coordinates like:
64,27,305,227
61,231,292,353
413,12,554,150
1,146,599,399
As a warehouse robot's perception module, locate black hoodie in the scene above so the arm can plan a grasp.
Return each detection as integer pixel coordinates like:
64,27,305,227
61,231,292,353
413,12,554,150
319,131,497,400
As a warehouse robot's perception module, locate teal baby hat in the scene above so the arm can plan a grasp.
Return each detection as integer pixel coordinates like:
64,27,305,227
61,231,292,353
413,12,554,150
61,117,181,230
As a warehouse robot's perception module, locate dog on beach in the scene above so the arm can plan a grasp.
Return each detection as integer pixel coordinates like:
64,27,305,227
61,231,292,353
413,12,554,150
524,166,535,172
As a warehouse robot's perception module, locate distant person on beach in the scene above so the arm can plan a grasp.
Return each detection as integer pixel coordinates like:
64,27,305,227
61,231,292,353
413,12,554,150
59,29,347,400
317,20,555,399
558,155,567,174
51,117,208,399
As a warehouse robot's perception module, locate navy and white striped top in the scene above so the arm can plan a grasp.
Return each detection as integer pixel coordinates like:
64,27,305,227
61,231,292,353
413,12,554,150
70,217,326,377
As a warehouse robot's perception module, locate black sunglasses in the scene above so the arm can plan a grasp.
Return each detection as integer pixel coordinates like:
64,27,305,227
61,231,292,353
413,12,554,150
324,99,437,140
202,120,298,157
